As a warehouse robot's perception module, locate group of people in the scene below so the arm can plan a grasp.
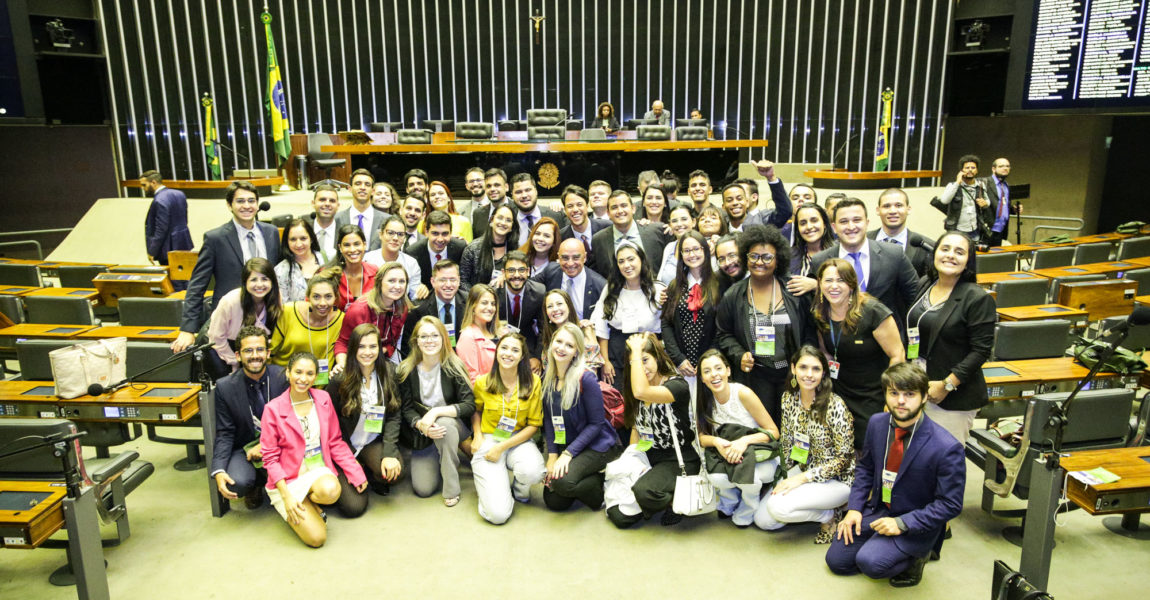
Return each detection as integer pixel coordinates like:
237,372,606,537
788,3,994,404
146,158,996,587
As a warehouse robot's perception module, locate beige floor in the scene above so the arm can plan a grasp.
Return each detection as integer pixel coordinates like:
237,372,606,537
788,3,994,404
2,432,1148,599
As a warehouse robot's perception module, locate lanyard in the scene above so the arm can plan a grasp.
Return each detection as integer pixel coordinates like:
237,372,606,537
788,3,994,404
748,280,779,331
829,320,841,361
907,286,945,334
498,382,521,425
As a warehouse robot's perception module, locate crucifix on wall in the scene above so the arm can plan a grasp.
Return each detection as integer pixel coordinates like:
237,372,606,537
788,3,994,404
530,9,544,45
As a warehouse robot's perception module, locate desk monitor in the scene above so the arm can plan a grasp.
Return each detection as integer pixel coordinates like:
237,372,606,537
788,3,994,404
138,329,173,336
1038,306,1071,313
141,388,183,398
21,386,56,396
1112,263,1134,268
1142,456,1150,465
45,327,83,334
0,490,53,511
983,366,1020,378
675,118,708,128
625,118,657,130
67,290,92,296
1010,273,1034,278
1063,267,1088,273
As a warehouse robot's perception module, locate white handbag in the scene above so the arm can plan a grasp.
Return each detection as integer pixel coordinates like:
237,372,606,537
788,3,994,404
49,337,127,399
668,399,718,516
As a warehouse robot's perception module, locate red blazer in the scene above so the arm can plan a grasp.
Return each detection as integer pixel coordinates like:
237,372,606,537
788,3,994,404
260,388,366,490
337,263,378,313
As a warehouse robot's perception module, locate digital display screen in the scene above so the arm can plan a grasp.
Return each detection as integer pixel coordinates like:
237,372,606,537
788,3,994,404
984,366,1021,378
103,406,122,418
1023,0,1150,111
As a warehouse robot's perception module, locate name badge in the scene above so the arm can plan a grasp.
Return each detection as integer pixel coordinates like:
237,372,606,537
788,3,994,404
882,468,898,503
445,319,457,346
552,415,566,445
304,445,324,470
315,358,330,386
906,327,921,360
790,432,810,464
490,269,503,285
363,405,385,434
754,324,776,356
506,325,521,334
828,359,841,380
636,425,654,452
493,415,517,441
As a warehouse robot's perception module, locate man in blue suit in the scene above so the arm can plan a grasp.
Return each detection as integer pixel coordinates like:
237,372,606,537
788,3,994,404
826,362,965,587
141,170,194,267
532,238,606,323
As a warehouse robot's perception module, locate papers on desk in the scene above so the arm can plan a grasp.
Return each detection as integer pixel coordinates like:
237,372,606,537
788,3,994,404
1069,467,1121,486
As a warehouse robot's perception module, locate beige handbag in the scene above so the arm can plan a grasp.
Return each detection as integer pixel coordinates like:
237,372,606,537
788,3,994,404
49,337,127,399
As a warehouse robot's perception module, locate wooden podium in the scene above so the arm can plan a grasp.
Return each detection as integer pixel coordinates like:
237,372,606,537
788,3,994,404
166,251,198,282
92,272,175,307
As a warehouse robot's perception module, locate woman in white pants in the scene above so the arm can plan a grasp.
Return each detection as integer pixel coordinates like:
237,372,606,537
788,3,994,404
755,345,855,543
469,332,545,524
696,349,780,527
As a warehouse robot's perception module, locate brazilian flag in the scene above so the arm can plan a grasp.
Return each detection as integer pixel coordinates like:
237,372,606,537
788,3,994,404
263,11,290,165
874,88,893,172
202,94,222,180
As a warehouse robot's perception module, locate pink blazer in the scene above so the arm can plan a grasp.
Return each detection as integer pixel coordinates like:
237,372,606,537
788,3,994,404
260,388,366,490
456,325,496,383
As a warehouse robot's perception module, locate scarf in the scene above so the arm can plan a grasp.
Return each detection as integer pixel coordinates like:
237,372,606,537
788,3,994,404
686,283,703,321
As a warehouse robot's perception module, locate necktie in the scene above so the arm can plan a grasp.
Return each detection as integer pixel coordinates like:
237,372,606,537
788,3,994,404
998,181,1009,220
885,427,909,506
246,231,259,260
565,277,581,319
442,302,452,326
357,214,365,234
317,230,329,263
524,214,535,230
886,237,902,247
511,293,521,322
435,253,442,264
848,252,866,292
581,234,591,253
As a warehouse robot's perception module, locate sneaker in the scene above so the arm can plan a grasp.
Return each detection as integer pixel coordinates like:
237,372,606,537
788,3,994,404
444,496,460,507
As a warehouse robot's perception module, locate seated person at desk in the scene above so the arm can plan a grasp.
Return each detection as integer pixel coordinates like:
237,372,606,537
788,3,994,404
643,99,670,126
211,326,287,509
592,101,621,133
173,181,279,353
826,362,965,588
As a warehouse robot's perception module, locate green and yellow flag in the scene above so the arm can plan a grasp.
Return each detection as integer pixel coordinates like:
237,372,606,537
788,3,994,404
874,88,893,172
262,11,290,165
202,94,222,180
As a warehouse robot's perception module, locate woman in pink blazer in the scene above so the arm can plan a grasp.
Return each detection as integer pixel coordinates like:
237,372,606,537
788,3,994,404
260,351,367,547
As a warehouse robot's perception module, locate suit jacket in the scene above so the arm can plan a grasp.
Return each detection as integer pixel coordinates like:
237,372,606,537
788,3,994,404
327,373,401,460
589,222,669,279
867,228,932,278
530,264,607,321
643,110,671,126
397,364,476,450
516,206,569,245
469,198,510,241
742,179,794,230
912,280,996,412
559,218,611,247
661,285,718,369
714,276,817,369
400,294,467,358
335,206,388,251
850,412,966,558
810,240,919,332
409,238,467,289
259,388,367,489
144,187,194,265
210,365,287,474
498,279,546,357
979,175,1016,237
181,220,280,332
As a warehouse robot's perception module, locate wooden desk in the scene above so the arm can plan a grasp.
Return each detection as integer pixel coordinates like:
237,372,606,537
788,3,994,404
979,243,1051,256
119,177,284,199
1033,261,1144,279
34,261,113,277
75,326,180,342
0,381,200,423
1062,446,1150,517
982,357,1130,402
1136,295,1150,306
996,304,1090,327
803,169,943,189
92,272,175,307
1056,279,1138,321
977,271,1048,287
166,251,198,282
24,287,100,304
1071,232,1135,244
1125,257,1150,268
0,285,42,297
0,480,67,548
325,139,770,154
0,323,96,351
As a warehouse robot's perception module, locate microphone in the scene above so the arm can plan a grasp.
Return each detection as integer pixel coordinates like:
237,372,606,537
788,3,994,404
1099,306,1150,338
87,379,129,397
258,200,271,213
910,236,935,253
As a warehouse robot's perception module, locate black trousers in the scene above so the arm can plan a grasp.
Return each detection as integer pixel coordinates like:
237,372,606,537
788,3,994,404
326,438,395,518
543,446,619,511
222,448,261,497
606,453,700,528
739,364,788,426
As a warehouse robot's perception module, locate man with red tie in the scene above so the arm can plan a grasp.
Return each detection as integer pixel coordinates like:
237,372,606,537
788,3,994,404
826,362,965,588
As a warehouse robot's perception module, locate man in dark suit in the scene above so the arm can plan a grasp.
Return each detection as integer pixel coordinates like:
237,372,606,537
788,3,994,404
827,362,965,587
335,168,388,251
642,99,670,125
173,181,280,352
980,157,1017,247
305,184,341,264
471,168,511,241
807,198,919,332
532,238,607,322
210,327,287,508
558,184,610,257
401,260,467,358
499,251,546,365
509,173,567,247
398,194,428,252
590,190,669,278
140,170,193,267
409,210,467,295
867,188,933,278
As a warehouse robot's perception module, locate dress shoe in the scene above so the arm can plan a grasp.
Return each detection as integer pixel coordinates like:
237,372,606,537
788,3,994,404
243,487,264,510
660,510,684,526
889,556,928,588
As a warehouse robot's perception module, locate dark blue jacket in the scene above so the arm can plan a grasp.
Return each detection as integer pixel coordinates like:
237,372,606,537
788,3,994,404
542,370,619,456
210,364,287,474
145,187,194,265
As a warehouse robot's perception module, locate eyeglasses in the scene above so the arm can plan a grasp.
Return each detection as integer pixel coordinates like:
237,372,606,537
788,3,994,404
716,254,740,265
747,252,776,264
417,334,441,341
384,230,407,238
504,267,529,275
681,246,705,256
232,197,258,205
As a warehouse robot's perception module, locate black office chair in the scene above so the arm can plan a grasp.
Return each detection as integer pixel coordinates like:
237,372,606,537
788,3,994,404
456,122,494,140
57,265,108,288
1073,242,1112,265
992,320,1072,361
0,294,24,324
396,129,434,144
674,126,708,141
977,252,1017,274
578,128,608,141
498,120,526,132
23,296,98,326
117,297,184,327
1116,236,1150,260
527,109,568,140
422,119,454,133
368,121,403,133
306,133,347,188
0,263,43,286
1031,247,1075,270
1121,267,1150,295
1092,315,1150,352
993,278,1052,308
637,125,672,141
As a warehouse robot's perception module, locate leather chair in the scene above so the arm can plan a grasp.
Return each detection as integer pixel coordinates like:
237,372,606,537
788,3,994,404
0,294,24,324
675,118,708,128
526,108,568,127
498,120,527,132
527,125,565,140
1121,267,1150,295
992,320,1072,361
1093,315,1150,352
977,252,1016,274
565,119,583,131
1116,236,1150,260
456,122,494,140
1073,242,1112,265
422,119,454,133
57,265,108,288
1031,247,1075,270
579,128,607,141
396,129,433,144
117,297,184,327
674,126,708,141
992,278,1051,308
368,121,403,133
23,296,97,326
637,125,672,141
307,133,347,188
0,263,43,286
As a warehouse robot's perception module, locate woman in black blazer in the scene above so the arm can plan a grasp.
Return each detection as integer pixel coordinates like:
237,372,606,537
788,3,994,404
907,231,996,444
715,225,817,424
396,315,476,507
327,323,404,517
661,231,719,386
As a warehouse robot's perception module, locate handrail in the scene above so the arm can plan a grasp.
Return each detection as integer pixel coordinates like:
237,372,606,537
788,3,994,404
1026,215,1085,243
0,240,44,259
0,228,74,238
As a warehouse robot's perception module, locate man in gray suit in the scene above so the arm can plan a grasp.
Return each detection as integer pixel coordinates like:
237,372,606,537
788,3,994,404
643,99,670,125
867,188,932,278
590,190,669,277
335,168,388,251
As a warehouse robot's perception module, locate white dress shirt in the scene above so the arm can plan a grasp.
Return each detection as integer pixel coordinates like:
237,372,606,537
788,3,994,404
233,219,268,262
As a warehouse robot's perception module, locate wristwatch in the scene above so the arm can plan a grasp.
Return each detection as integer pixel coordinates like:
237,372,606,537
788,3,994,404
943,379,957,392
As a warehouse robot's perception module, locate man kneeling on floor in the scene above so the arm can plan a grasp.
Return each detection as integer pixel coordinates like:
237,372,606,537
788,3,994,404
825,362,965,587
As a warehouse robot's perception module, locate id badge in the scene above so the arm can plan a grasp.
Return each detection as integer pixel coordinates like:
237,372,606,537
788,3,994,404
552,415,566,445
790,432,810,464
315,358,330,386
906,327,920,360
882,468,897,503
363,405,385,434
506,325,521,334
490,269,503,285
304,446,324,470
445,320,457,346
493,415,517,441
754,324,776,356
636,426,654,452
828,359,841,380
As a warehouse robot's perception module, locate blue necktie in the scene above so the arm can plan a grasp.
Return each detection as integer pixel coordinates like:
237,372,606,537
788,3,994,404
848,252,867,292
